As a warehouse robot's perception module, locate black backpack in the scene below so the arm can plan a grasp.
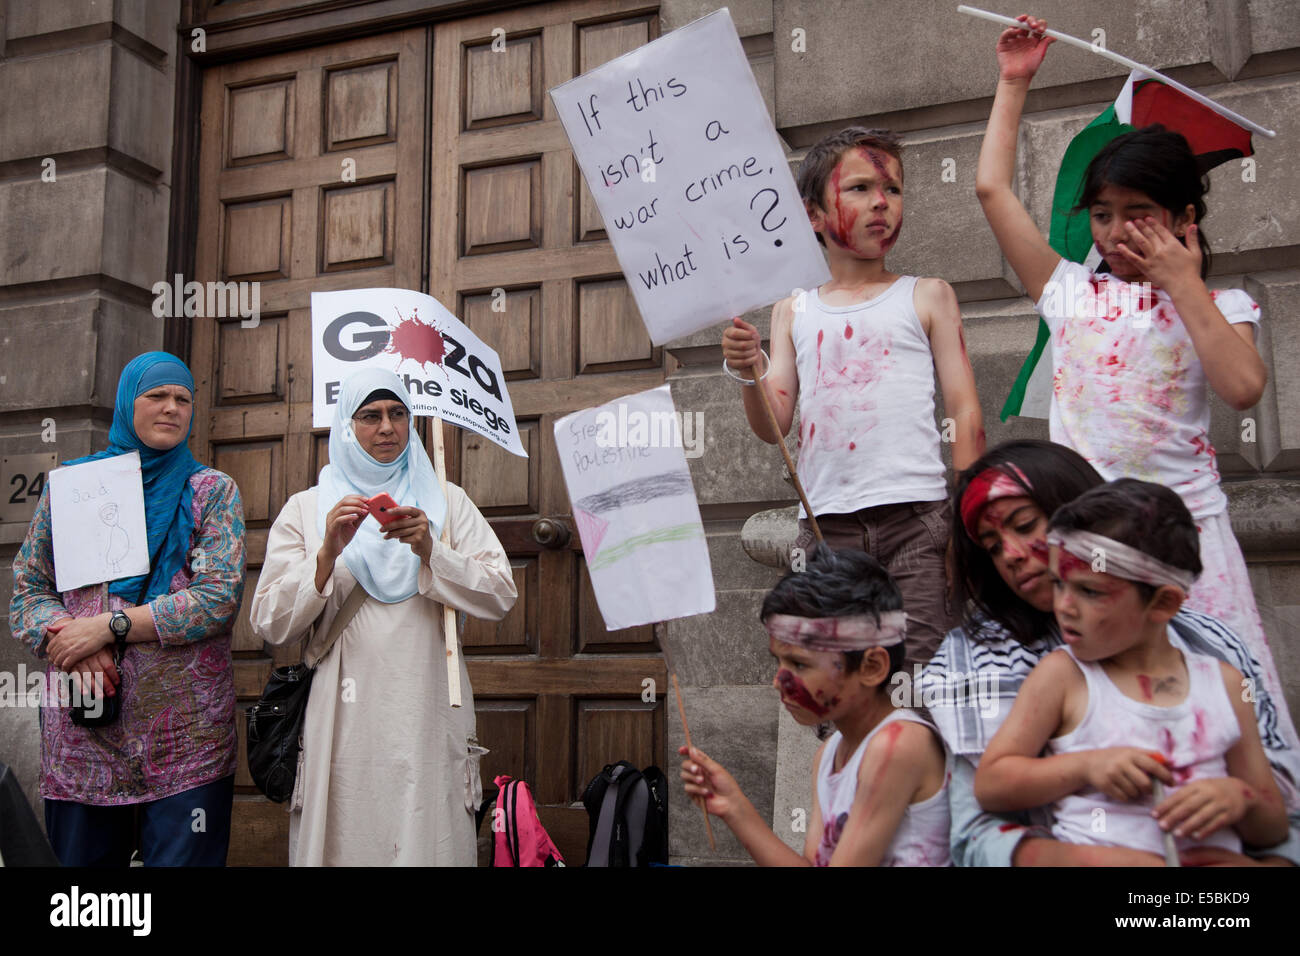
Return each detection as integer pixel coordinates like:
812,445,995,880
581,761,669,866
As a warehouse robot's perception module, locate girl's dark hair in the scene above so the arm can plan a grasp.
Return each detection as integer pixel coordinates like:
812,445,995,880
797,127,903,247
1074,125,1212,278
951,440,1103,645
1048,478,1201,601
761,547,905,681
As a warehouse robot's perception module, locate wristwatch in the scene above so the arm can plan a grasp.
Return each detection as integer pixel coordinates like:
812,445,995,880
109,610,131,652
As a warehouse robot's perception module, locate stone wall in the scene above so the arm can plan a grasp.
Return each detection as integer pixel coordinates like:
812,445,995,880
0,0,181,809
663,0,1300,863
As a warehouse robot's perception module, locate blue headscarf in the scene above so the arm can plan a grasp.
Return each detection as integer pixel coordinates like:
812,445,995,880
317,368,447,603
64,352,205,602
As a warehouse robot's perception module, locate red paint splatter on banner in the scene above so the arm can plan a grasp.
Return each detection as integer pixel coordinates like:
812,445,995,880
776,670,830,718
385,308,447,370
1137,675,1153,700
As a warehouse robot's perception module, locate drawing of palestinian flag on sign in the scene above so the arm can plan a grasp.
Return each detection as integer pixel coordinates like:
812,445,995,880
573,472,700,570
1000,70,1256,420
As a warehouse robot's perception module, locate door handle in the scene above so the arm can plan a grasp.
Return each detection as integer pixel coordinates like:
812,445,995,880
531,517,572,549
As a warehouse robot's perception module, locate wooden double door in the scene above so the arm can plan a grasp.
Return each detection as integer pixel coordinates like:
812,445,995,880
188,0,669,864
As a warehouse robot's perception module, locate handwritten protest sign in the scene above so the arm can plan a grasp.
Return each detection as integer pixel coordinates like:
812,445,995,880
550,8,830,345
311,288,526,458
555,385,714,630
49,452,149,593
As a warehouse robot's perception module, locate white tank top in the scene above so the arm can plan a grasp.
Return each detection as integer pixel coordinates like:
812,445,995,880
814,710,952,866
791,279,948,517
1049,638,1242,855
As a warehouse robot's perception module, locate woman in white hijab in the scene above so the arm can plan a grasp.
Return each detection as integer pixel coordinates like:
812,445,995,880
251,368,517,865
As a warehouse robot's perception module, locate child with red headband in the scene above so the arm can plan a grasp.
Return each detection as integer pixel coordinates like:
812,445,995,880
680,548,951,866
974,479,1287,859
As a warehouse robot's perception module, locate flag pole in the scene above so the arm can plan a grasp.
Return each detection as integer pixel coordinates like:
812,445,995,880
957,5,1277,137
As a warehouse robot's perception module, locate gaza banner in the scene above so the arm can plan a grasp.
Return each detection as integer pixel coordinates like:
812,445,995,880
549,7,830,346
555,385,714,630
311,288,526,458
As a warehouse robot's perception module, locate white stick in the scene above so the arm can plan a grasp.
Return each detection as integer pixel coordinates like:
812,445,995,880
1151,779,1181,867
957,5,1276,137
428,416,464,708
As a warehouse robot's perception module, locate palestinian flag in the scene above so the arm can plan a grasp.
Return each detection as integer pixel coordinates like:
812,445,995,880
1000,70,1255,420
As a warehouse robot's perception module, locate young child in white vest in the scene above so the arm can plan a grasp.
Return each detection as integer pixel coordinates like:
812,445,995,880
975,479,1288,860
680,548,951,866
721,128,984,672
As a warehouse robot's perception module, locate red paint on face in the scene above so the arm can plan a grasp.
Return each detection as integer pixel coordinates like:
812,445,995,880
1055,549,1091,578
385,310,446,369
825,161,860,252
1029,539,1049,563
776,669,830,718
1137,674,1153,700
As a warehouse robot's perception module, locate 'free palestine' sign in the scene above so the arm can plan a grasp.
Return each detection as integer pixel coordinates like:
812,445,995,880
550,8,830,346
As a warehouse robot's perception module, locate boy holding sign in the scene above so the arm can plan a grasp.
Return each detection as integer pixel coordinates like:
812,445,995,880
724,128,984,669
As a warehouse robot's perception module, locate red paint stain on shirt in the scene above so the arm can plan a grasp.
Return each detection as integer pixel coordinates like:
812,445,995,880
845,324,854,339
1137,675,1153,700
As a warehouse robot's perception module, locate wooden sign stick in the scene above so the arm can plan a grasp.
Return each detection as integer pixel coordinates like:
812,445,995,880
657,636,715,851
746,359,824,545
428,416,463,708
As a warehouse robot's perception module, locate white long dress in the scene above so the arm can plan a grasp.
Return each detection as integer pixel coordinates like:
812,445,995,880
250,482,517,865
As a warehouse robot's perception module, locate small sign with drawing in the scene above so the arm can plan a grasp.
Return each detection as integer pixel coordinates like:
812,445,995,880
48,451,150,593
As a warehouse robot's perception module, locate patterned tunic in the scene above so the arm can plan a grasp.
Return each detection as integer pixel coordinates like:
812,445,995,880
9,469,245,805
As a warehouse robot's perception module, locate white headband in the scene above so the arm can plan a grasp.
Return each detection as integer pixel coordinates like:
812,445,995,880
1047,529,1197,593
764,611,908,651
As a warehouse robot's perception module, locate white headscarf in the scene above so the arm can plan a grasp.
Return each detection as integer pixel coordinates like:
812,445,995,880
317,368,447,603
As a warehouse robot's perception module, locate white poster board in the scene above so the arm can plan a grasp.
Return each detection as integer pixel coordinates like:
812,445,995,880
48,452,149,593
555,385,714,630
550,8,830,345
311,288,527,458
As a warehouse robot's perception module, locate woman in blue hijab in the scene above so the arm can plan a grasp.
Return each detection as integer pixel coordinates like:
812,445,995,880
9,351,246,866
251,368,517,865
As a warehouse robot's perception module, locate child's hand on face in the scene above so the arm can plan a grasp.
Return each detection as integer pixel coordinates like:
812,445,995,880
722,317,762,373
1154,777,1252,840
680,745,745,821
1085,747,1175,802
1115,218,1202,292
995,15,1054,81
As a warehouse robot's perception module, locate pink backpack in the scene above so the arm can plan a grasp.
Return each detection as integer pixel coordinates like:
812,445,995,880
491,775,565,867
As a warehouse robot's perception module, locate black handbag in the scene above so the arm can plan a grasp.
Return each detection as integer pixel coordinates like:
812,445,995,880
246,585,368,803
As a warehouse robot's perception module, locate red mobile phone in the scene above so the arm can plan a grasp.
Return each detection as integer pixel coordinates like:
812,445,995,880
365,492,401,526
